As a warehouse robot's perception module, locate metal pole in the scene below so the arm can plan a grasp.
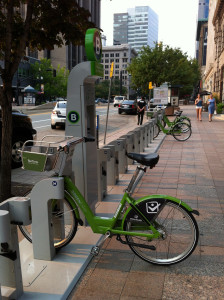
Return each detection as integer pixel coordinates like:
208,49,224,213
103,78,112,145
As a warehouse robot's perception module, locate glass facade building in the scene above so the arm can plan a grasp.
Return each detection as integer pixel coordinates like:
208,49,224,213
113,6,158,53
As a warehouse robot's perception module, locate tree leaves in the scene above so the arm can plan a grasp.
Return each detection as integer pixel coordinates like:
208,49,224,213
127,43,201,96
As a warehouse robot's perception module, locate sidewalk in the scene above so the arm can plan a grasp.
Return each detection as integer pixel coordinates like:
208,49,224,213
68,106,224,300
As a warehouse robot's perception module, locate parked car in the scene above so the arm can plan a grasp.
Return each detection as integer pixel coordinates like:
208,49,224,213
51,100,67,129
95,98,108,104
0,108,37,168
114,95,126,107
118,100,138,115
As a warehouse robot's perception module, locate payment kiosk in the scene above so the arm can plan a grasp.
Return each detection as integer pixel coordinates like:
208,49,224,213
65,29,103,218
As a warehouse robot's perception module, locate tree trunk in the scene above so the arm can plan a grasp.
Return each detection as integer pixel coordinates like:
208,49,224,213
0,85,13,202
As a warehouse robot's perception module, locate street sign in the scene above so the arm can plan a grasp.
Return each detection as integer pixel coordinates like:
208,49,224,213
110,62,114,78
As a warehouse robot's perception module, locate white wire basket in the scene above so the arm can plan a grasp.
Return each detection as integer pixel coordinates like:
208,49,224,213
21,136,82,172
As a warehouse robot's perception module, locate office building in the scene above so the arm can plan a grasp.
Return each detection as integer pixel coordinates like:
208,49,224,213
101,44,138,96
39,0,101,71
113,6,158,53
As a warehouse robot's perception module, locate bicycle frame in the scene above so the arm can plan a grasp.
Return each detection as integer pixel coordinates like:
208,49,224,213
63,164,195,240
64,176,160,239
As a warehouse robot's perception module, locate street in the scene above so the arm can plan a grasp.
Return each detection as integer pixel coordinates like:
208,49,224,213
27,105,140,144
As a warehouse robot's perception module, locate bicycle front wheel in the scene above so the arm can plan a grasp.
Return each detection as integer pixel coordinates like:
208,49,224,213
124,199,199,265
19,191,78,249
172,122,192,141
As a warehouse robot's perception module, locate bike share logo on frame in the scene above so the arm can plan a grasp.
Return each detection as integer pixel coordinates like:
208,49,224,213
146,201,161,214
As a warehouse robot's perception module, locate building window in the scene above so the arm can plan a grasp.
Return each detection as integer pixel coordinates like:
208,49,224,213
105,59,109,63
115,53,120,57
115,70,119,74
115,59,119,63
110,53,114,57
110,59,114,62
105,70,109,74
115,64,119,68
105,65,109,68
124,52,127,57
105,76,109,79
105,53,109,57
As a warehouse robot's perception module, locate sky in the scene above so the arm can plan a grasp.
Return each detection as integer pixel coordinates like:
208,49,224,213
101,0,199,58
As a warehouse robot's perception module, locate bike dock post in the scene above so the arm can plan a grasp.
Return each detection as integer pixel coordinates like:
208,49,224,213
103,144,117,185
109,139,127,174
132,128,143,152
30,177,64,260
144,121,152,146
129,129,140,154
0,197,31,299
119,133,135,165
142,125,148,149
97,148,111,201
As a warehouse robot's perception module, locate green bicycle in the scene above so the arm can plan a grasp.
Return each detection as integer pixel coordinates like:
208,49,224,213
162,110,191,128
19,136,199,265
153,116,192,141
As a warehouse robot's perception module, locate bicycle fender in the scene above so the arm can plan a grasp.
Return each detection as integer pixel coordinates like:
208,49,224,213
122,195,198,229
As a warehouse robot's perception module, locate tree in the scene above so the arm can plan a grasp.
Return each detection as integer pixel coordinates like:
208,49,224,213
31,58,69,101
0,1,94,202
127,43,201,97
95,79,127,99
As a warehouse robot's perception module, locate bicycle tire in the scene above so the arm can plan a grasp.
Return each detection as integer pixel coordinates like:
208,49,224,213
172,122,192,141
124,199,199,265
19,190,78,249
153,123,160,139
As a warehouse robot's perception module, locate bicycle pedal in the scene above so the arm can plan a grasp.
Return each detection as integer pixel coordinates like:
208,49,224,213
90,246,100,256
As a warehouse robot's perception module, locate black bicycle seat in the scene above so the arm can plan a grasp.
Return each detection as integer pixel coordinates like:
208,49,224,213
126,152,159,168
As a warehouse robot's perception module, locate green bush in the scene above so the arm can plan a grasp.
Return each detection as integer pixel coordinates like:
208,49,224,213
217,103,224,114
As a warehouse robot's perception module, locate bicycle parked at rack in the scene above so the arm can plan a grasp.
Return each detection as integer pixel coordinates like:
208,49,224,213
19,136,199,265
149,107,191,140
162,110,191,128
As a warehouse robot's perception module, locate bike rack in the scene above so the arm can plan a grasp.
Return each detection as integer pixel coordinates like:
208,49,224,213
0,197,31,299
144,121,153,146
108,139,127,176
132,127,144,153
103,144,118,185
129,129,140,154
97,148,111,201
119,133,135,165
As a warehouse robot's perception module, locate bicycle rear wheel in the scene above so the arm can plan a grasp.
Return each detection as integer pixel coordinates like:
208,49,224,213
124,199,199,265
19,191,78,249
153,124,160,139
172,122,191,141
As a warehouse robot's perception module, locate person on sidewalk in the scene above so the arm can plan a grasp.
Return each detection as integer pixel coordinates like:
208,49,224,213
207,93,217,122
137,96,146,125
195,93,203,121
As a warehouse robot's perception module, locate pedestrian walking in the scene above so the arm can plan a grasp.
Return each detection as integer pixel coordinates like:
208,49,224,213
195,93,203,121
137,96,146,125
207,93,217,122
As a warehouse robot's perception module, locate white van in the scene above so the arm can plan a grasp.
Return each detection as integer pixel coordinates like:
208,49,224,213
114,95,127,107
